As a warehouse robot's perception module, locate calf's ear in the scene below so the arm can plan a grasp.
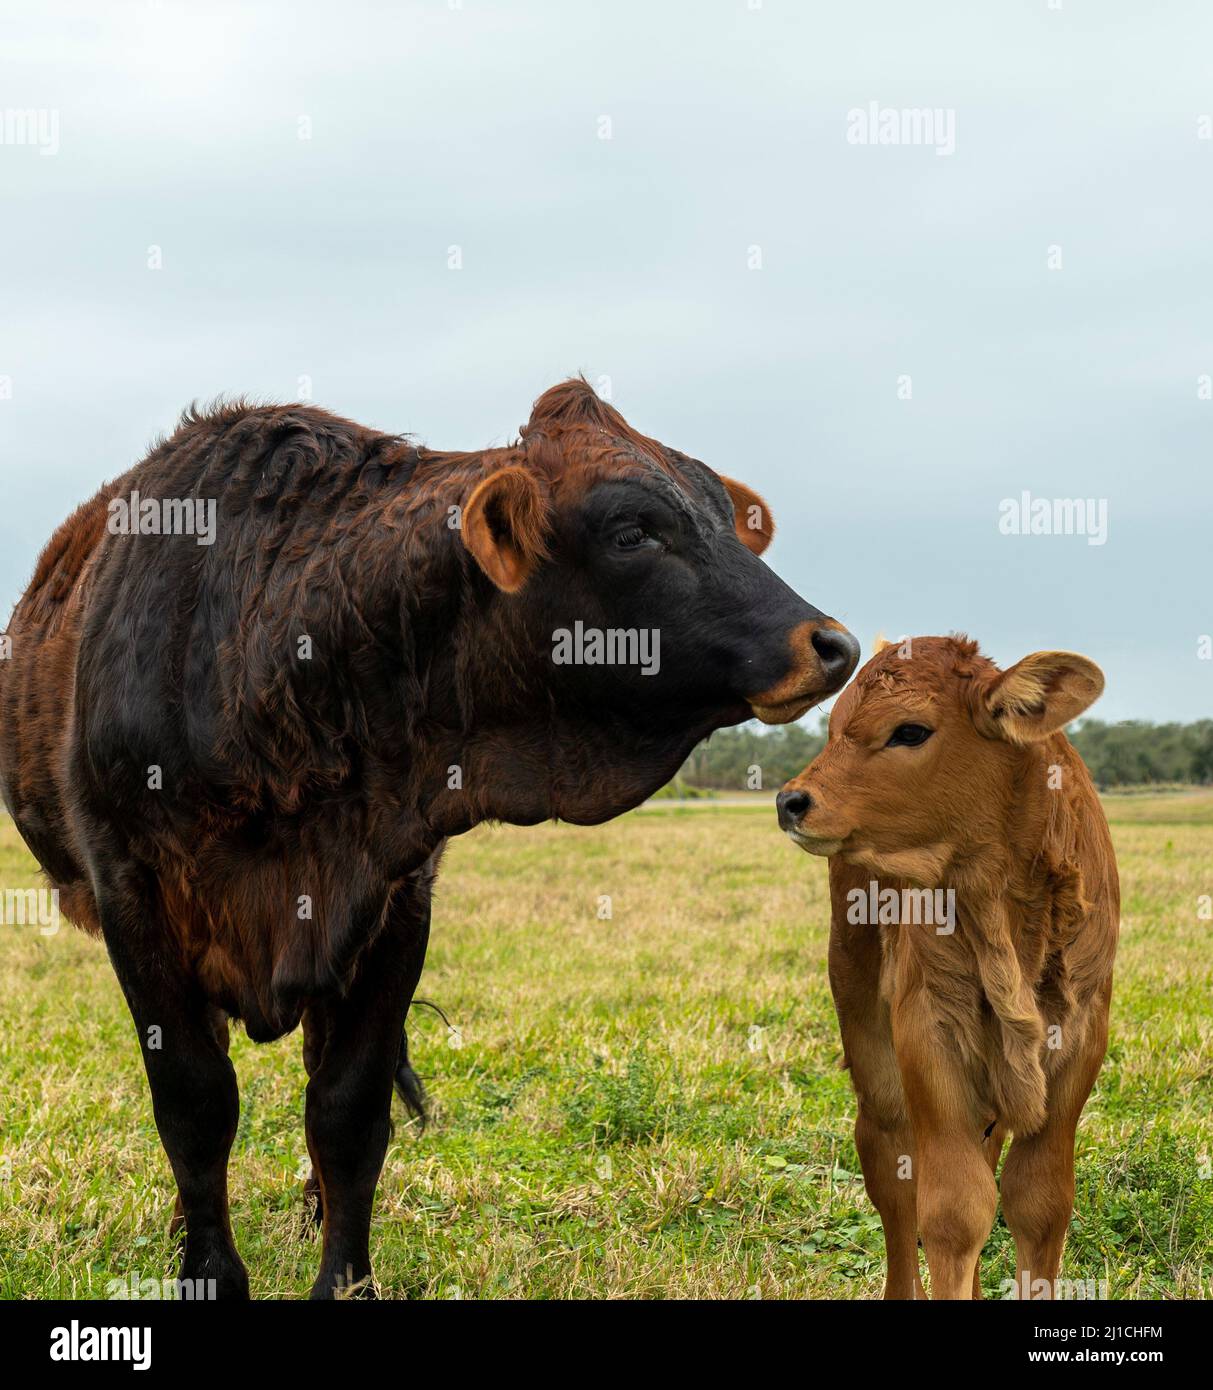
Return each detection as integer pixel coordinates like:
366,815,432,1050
719,476,775,556
462,466,550,592
982,651,1105,743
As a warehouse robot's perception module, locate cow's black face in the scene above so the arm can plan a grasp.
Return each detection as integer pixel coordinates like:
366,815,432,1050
456,426,857,824
464,457,856,735
531,464,857,734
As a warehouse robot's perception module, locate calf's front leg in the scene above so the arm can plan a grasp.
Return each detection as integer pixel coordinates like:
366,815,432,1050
894,1000,998,1300
828,872,923,1299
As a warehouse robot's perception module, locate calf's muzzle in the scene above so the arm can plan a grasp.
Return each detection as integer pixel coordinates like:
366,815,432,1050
776,788,811,830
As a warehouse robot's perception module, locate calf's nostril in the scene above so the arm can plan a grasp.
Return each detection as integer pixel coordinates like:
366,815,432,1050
776,789,811,829
812,627,860,685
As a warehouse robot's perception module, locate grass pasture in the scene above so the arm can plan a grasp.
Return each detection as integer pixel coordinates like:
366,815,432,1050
0,791,1210,1300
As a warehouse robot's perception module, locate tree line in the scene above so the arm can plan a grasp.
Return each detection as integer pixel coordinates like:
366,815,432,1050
672,718,1213,792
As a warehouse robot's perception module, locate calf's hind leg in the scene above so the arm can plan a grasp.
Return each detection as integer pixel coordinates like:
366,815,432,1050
99,882,248,1300
970,1123,1006,1299
1000,1041,1103,1299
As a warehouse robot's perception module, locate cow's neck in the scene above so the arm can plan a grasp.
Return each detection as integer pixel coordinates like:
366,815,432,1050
417,710,723,833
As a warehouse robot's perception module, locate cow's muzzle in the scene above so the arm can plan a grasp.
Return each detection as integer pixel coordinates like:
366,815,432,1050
747,620,859,724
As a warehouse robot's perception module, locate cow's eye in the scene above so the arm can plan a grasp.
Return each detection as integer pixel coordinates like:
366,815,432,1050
614,525,649,550
885,723,933,748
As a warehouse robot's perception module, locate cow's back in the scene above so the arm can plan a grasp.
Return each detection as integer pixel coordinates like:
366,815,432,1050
0,402,407,934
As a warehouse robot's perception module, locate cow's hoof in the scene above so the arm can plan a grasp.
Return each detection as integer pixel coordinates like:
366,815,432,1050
209,1268,252,1302
179,1248,250,1302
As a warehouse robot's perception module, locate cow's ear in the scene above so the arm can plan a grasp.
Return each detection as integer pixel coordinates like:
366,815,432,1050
719,476,775,556
981,651,1104,743
462,466,550,592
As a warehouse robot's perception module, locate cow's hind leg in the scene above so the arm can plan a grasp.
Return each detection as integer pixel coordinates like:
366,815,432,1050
300,1007,328,1234
299,1006,427,1236
304,876,431,1299
99,882,248,1300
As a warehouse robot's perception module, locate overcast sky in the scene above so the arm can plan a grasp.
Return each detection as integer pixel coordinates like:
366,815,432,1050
2,1,1209,721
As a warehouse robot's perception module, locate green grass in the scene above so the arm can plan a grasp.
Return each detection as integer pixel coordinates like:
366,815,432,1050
0,794,1210,1300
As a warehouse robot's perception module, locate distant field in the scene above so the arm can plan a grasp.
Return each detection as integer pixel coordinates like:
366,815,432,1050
0,793,1210,1300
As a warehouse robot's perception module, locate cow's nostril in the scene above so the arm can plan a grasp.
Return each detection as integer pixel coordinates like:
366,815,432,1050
776,788,811,830
812,626,860,688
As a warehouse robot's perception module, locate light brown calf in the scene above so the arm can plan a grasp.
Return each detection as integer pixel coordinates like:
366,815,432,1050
776,636,1118,1300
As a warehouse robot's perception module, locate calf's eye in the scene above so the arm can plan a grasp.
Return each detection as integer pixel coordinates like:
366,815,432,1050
885,723,933,748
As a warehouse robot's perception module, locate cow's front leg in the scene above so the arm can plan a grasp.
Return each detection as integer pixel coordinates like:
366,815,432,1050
98,878,248,1301
170,1006,234,1240
304,875,432,1300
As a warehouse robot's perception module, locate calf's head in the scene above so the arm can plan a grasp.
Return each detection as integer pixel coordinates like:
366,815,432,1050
454,380,858,819
775,636,1104,880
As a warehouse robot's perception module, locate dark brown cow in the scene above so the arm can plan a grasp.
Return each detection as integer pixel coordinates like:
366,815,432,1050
0,379,857,1298
776,636,1118,1299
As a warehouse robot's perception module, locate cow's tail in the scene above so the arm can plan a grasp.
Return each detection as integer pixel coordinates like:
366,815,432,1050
970,927,1048,1136
394,1031,427,1129
393,998,453,1131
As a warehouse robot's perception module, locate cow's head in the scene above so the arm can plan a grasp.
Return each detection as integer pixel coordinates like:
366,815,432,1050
774,636,1104,880
454,380,857,822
